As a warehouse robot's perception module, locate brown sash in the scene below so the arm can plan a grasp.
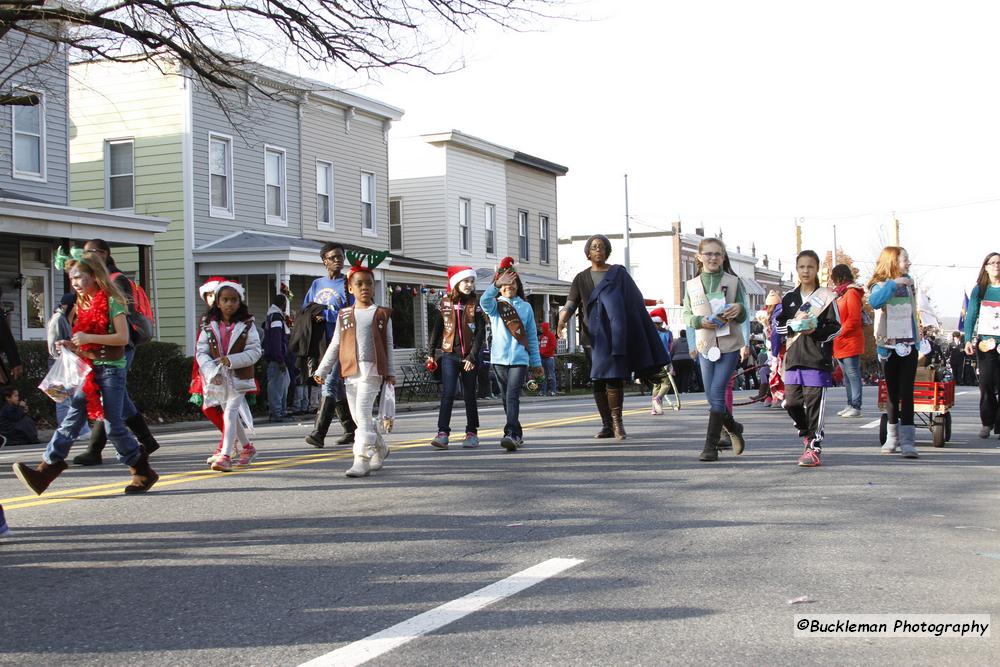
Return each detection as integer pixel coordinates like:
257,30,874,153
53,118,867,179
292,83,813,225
497,300,529,348
204,320,255,379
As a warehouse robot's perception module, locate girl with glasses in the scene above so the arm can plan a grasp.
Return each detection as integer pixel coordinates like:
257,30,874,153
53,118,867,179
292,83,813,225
963,252,1000,439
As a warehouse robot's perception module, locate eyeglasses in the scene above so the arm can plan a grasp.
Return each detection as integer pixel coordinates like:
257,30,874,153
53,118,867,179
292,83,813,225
323,254,342,262
700,252,723,259
987,261,1000,267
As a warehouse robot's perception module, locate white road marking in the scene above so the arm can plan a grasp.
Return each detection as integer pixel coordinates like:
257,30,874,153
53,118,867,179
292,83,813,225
298,557,585,667
860,419,882,429
956,391,972,396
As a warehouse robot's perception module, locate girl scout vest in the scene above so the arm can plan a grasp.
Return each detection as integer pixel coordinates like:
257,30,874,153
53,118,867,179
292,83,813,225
440,296,479,355
337,306,393,378
686,272,745,355
873,281,918,348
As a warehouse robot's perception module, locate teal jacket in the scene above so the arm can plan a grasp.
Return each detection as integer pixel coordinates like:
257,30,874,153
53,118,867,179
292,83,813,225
480,284,541,367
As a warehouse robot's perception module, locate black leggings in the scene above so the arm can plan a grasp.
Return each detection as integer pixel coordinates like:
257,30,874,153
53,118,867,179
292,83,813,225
882,349,918,426
976,349,1000,431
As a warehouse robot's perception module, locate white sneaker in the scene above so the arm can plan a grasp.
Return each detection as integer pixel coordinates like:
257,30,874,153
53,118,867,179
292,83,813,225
346,456,371,477
836,407,849,416
651,396,663,415
841,407,862,418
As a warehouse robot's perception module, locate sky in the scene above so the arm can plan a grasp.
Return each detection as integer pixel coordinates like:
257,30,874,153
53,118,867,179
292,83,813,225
310,0,1000,323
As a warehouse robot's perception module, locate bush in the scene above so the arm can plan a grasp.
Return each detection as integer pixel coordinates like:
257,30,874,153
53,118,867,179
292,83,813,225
555,352,591,390
128,341,196,418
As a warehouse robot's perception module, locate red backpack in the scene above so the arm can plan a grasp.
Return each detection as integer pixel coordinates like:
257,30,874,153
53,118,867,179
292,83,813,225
111,271,155,344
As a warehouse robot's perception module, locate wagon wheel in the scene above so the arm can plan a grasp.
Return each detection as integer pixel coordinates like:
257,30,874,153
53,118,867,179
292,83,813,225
932,415,946,448
944,411,952,442
879,413,888,445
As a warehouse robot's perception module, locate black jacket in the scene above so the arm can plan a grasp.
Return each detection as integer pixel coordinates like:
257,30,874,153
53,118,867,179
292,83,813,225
776,287,841,373
289,303,328,375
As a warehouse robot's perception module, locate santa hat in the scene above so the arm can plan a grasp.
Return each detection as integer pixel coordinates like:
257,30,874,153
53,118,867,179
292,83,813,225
448,265,476,291
493,256,517,282
214,279,245,301
648,306,668,325
199,275,227,298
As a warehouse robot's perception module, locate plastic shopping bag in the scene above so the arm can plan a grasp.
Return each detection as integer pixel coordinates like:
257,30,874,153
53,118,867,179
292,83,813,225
39,348,91,403
378,382,396,433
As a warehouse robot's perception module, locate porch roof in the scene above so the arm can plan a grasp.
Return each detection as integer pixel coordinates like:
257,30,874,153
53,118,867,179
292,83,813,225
0,197,170,246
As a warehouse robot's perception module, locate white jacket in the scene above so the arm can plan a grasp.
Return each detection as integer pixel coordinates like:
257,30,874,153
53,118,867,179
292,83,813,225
196,319,262,386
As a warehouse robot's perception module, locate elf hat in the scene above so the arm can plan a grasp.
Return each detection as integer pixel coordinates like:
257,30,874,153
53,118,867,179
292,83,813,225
493,256,518,282
448,265,476,291
648,306,668,325
199,275,227,298
214,280,245,301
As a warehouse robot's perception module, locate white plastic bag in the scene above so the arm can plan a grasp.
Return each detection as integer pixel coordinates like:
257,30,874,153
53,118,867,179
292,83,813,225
378,382,396,433
39,348,91,403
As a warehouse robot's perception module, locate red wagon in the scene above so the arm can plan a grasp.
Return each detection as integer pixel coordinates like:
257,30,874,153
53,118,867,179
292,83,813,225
877,380,955,447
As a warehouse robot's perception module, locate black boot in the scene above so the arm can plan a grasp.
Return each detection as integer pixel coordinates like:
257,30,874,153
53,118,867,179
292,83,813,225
716,430,732,449
305,396,336,448
126,413,160,455
334,400,356,446
607,385,626,440
722,412,745,455
72,420,107,466
700,411,726,461
593,388,614,438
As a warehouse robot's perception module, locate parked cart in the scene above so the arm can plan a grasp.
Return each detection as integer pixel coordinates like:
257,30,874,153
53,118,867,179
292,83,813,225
878,380,955,447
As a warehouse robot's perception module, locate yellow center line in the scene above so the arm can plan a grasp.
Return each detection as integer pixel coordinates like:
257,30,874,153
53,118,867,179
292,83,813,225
2,402,702,511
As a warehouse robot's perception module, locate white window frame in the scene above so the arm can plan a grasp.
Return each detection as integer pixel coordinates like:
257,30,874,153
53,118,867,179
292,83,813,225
19,241,51,340
264,145,287,226
208,133,234,219
518,209,529,261
485,202,496,257
104,138,135,211
389,197,403,252
459,197,472,254
361,171,377,237
11,92,46,182
539,213,550,264
316,160,334,231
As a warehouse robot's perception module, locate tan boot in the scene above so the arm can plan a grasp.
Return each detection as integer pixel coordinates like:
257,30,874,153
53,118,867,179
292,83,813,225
124,451,159,495
12,459,68,496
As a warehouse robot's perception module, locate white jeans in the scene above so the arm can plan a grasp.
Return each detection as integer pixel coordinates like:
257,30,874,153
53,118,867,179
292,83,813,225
221,393,253,457
346,376,382,457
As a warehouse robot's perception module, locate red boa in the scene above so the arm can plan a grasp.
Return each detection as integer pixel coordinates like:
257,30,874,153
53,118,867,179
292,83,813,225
73,290,111,420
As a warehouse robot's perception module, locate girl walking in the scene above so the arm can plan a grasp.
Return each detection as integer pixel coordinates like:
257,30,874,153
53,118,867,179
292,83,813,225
775,250,841,467
481,258,542,451
682,238,749,461
12,256,158,495
315,255,395,477
868,246,922,458
831,264,866,418
962,252,1000,439
428,266,486,449
196,280,262,472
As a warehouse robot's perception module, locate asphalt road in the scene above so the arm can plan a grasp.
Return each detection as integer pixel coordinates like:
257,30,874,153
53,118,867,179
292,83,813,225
1,386,997,666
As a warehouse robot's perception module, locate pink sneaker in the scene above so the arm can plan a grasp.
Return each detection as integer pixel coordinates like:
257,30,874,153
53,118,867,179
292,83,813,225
211,455,233,472
797,441,821,467
206,443,223,464
236,443,257,466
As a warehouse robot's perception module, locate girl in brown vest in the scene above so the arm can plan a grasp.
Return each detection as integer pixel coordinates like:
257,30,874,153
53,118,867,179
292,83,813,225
196,281,262,472
315,263,396,477
428,266,486,449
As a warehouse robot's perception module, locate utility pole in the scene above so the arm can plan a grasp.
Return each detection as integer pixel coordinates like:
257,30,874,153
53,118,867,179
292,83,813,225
624,173,631,274
832,223,838,266
795,218,803,254
894,216,901,246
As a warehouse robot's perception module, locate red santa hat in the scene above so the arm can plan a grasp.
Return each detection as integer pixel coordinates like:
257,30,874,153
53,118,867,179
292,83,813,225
199,275,227,299
648,306,668,325
448,265,476,291
493,256,517,282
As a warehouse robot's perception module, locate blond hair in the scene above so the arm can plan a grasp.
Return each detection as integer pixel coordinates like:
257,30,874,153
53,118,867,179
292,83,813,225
867,246,906,290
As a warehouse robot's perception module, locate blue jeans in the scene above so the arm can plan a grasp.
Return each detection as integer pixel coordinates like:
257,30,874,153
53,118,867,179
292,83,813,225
541,356,557,394
50,357,91,440
493,364,526,439
45,365,141,466
321,358,346,401
267,361,290,417
837,355,862,409
122,347,138,420
698,351,741,414
436,353,479,434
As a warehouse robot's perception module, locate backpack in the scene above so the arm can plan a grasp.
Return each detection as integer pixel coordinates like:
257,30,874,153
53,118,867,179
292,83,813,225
111,271,155,344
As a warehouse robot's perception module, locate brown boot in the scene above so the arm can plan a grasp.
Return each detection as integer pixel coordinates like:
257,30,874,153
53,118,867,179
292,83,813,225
607,385,627,440
12,460,68,496
124,451,159,495
593,388,614,438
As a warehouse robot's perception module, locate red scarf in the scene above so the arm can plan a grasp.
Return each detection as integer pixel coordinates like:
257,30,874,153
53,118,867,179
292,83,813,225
73,290,111,420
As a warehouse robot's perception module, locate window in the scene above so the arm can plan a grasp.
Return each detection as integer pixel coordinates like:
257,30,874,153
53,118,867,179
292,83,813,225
105,139,134,210
485,203,496,256
19,242,51,340
389,198,403,251
265,146,286,224
209,134,233,217
459,198,472,253
316,161,334,229
12,94,44,179
539,214,550,264
361,171,376,235
518,210,529,261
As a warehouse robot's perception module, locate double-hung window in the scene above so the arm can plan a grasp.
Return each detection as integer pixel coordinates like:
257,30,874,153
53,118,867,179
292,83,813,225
459,198,472,253
12,94,45,180
539,214,550,264
485,203,496,256
209,134,233,217
316,161,334,229
389,198,403,251
518,210,529,261
106,139,134,210
361,171,376,235
265,146,287,224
